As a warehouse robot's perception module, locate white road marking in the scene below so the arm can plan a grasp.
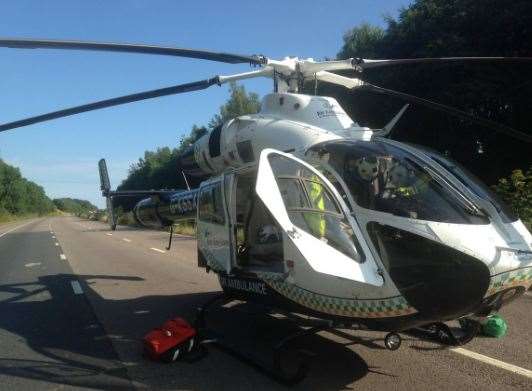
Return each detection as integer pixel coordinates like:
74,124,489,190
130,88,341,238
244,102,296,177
173,232,194,238
54,242,59,246
70,281,83,295
25,262,42,268
52,235,56,239
60,254,67,260
134,310,150,315
0,220,34,239
451,347,532,379
122,238,131,243
106,233,113,236
150,247,166,254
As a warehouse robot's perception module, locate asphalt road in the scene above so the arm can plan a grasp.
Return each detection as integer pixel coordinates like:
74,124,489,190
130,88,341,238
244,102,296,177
0,216,530,390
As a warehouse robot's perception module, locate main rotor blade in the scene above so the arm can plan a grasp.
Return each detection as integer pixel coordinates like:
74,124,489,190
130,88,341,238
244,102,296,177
358,57,532,69
314,71,532,143
0,38,266,65
0,77,220,132
357,83,532,143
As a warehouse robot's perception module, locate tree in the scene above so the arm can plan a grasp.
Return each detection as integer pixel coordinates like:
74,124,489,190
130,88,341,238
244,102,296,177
331,0,532,185
115,82,261,210
0,159,55,220
337,23,385,59
53,198,97,216
208,82,261,129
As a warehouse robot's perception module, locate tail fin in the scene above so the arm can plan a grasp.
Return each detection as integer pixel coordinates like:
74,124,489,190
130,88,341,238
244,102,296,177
373,104,409,138
98,159,116,230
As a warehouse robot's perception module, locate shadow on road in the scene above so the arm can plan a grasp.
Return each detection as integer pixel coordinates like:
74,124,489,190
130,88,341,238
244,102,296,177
0,273,371,390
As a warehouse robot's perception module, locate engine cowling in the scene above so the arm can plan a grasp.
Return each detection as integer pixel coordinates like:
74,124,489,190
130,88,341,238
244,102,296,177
178,93,353,177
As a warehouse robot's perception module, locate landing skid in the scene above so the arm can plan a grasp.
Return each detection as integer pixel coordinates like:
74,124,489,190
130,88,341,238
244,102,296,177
193,294,333,385
414,318,481,346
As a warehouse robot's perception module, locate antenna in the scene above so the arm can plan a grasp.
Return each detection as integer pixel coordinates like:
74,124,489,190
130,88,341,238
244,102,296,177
181,171,191,191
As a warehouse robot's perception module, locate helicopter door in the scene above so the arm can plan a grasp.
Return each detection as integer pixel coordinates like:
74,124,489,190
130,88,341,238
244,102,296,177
197,178,232,273
255,149,383,285
232,169,284,273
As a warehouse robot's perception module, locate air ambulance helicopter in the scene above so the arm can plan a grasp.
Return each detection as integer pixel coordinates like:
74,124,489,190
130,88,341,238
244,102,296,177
1,38,531,383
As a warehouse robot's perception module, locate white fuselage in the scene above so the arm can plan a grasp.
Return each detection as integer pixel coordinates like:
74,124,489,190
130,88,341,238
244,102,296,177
192,93,373,176
186,93,532,324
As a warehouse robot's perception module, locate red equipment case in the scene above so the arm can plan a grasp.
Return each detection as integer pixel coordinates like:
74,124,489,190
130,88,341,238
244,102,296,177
143,317,197,362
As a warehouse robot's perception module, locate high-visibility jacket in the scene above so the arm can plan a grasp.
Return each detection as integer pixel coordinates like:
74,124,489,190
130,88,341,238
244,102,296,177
304,178,326,237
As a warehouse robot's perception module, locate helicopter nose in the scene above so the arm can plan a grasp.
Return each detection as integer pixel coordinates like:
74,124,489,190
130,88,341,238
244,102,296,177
368,223,491,320
396,252,491,320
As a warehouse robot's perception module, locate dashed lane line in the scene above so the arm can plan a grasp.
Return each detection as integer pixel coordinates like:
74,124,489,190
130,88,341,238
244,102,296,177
451,347,532,379
0,220,35,239
60,254,67,260
122,238,132,242
70,281,84,295
150,247,166,254
106,233,113,236
55,242,59,246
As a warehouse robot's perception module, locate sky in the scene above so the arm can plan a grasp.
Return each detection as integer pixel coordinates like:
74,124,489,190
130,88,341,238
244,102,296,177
0,0,409,208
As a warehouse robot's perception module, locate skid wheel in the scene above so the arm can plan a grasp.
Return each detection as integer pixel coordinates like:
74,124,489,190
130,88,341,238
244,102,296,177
423,320,480,346
161,336,198,363
384,332,402,351
455,318,481,345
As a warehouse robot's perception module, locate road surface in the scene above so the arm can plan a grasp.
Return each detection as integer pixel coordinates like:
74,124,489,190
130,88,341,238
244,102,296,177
0,217,530,390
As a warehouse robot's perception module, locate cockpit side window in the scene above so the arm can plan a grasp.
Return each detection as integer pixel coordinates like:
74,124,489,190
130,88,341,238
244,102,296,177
307,141,490,225
268,154,364,262
277,178,308,209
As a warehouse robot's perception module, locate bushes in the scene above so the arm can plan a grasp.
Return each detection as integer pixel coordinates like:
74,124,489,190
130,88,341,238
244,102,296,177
116,211,136,226
173,220,196,236
492,167,532,230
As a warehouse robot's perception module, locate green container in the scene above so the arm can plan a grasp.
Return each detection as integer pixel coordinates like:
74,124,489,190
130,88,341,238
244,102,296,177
481,314,508,338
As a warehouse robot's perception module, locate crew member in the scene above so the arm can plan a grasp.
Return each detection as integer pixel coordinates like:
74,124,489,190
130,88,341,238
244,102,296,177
304,175,327,238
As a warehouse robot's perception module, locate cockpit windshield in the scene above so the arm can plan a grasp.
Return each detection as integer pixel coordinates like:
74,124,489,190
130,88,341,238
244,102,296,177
307,140,490,224
410,144,518,223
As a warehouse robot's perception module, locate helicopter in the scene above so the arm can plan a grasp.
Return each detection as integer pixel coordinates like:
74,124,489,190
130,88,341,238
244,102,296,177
1,38,532,383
